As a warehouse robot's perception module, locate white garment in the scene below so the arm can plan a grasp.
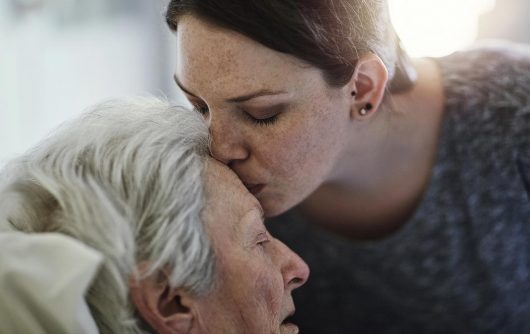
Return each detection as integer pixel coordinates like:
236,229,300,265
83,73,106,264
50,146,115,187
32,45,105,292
0,231,103,334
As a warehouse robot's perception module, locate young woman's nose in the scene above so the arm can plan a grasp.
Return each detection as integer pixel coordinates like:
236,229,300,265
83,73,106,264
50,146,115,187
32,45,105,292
208,114,249,165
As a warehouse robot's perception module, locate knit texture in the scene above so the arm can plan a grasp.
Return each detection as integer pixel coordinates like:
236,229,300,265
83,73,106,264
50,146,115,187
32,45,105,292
268,42,530,334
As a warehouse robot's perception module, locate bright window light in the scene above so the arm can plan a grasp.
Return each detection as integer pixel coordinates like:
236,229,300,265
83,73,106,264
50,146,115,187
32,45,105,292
389,0,496,57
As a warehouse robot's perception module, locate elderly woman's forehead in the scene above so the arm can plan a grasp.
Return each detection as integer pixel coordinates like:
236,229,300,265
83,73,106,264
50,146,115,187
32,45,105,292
203,160,262,218
204,159,239,183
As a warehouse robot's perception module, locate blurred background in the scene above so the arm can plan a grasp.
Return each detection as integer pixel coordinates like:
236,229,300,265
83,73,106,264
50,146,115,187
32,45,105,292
1,0,529,167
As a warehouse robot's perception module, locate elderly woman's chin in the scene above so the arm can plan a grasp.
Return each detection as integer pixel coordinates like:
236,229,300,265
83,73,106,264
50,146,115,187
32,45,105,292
132,159,308,334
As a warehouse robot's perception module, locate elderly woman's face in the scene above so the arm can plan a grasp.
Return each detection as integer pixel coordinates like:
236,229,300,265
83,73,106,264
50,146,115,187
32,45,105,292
194,160,309,334
175,15,353,217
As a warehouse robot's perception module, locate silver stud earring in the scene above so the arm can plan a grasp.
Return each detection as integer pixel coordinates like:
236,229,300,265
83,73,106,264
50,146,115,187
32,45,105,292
359,103,373,116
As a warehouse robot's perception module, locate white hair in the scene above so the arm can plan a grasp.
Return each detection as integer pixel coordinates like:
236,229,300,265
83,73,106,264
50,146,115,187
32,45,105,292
0,97,214,333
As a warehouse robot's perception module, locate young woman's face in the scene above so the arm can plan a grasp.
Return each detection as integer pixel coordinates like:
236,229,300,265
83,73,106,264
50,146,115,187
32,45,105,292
175,15,353,216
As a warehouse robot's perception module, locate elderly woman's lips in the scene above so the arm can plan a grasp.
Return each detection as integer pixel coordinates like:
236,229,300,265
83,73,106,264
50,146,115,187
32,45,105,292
281,311,298,333
244,183,265,195
280,322,299,334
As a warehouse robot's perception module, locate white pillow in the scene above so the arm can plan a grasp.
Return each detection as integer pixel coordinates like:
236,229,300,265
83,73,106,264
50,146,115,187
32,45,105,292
0,232,103,334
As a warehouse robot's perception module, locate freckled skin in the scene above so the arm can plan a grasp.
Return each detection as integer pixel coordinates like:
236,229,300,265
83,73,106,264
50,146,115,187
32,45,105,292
174,12,446,238
176,15,354,217
190,160,309,334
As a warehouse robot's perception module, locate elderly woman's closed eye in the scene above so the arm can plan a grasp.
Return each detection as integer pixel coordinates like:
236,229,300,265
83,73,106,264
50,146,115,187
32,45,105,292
0,97,309,334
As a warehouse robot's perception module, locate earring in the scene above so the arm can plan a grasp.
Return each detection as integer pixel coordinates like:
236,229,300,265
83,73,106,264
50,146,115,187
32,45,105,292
359,103,373,116
351,91,357,96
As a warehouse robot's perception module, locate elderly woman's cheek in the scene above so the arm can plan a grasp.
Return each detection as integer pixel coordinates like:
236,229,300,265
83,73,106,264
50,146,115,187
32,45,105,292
252,272,284,323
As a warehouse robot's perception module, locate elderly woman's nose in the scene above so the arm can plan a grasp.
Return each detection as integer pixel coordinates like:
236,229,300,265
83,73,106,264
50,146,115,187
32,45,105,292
208,115,248,165
278,241,310,291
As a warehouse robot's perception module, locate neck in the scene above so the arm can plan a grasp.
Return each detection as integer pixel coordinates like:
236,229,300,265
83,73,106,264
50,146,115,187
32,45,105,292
300,57,445,239
333,59,442,190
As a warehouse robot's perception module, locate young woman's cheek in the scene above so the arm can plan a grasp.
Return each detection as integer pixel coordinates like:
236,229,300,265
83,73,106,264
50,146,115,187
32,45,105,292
264,113,319,164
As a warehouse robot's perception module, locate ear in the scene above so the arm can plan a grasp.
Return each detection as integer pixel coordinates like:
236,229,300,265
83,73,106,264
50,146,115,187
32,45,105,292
129,263,195,334
348,53,389,120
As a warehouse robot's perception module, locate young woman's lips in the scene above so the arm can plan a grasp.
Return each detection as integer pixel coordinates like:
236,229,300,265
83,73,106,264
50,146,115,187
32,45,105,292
244,183,265,195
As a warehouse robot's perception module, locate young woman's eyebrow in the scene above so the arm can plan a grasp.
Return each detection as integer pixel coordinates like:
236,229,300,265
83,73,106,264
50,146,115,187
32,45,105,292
225,90,288,103
173,74,287,103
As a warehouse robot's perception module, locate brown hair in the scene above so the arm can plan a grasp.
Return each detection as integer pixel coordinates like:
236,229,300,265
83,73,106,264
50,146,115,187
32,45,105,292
166,0,415,92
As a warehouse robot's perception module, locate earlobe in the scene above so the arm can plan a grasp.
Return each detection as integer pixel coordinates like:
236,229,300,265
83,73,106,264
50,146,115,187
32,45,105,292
129,264,195,334
358,103,373,116
349,53,389,120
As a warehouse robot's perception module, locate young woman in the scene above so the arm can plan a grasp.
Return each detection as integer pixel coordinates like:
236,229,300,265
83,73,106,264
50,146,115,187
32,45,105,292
166,1,530,333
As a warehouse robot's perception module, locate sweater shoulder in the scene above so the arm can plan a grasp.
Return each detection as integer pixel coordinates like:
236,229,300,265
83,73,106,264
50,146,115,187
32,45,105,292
435,41,530,143
436,40,530,108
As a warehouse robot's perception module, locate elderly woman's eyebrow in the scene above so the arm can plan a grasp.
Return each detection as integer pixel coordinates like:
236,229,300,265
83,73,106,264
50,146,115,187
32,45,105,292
244,204,264,221
239,205,267,246
238,203,265,240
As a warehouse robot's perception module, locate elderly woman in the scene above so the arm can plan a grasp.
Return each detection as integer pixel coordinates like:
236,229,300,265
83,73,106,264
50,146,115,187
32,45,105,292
0,97,309,334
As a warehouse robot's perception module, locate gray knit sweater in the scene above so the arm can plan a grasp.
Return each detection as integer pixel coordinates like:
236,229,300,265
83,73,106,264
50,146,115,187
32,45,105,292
268,42,530,334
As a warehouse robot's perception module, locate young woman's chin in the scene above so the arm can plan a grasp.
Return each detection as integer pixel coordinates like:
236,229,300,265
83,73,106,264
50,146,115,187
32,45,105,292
256,187,300,218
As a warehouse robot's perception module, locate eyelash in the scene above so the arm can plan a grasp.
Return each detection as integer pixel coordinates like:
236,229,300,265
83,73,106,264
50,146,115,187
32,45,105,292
257,232,271,247
248,113,279,126
192,104,279,126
